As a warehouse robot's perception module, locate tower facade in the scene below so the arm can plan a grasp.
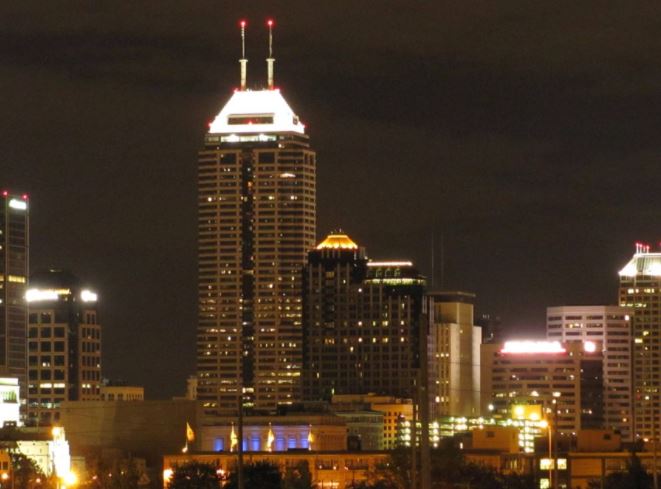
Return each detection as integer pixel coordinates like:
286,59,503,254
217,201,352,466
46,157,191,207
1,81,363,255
302,232,425,401
426,291,481,418
619,244,661,440
546,305,633,441
25,269,101,426
0,191,29,402
197,64,316,414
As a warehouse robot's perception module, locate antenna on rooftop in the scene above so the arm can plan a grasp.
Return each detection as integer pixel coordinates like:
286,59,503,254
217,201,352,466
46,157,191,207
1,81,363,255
239,20,248,90
266,19,275,89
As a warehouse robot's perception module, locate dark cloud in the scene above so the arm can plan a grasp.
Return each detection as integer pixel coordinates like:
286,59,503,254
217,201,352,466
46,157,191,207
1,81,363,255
1,1,660,397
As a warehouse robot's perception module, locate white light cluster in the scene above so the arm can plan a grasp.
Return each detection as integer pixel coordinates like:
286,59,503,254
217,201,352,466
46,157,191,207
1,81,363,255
619,254,661,277
25,288,68,302
8,198,27,210
208,89,305,135
501,340,566,354
367,261,414,267
80,289,98,302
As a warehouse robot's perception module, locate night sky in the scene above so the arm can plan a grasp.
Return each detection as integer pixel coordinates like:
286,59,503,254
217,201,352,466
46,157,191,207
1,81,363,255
2,2,660,398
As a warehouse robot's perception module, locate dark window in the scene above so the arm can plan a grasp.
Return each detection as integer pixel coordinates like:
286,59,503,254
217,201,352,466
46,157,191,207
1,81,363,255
28,328,37,338
40,370,51,380
41,327,51,338
40,313,52,323
29,313,38,324
259,152,276,163
54,342,65,352
54,327,65,338
228,115,273,125
41,343,51,352
54,356,65,366
54,312,68,323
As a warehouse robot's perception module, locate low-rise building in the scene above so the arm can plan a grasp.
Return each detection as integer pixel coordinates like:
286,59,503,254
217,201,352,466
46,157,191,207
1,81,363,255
331,394,413,450
163,451,389,489
198,415,347,453
100,384,144,401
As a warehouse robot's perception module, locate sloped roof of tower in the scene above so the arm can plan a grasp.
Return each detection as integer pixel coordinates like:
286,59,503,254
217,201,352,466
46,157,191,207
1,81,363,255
619,251,661,277
316,232,359,250
208,89,305,135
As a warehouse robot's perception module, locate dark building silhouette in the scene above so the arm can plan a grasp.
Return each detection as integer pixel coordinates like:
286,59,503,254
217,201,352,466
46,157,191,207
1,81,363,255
0,191,29,402
302,232,425,401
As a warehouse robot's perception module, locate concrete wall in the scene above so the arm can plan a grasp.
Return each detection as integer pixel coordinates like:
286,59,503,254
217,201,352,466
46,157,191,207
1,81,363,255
59,400,199,465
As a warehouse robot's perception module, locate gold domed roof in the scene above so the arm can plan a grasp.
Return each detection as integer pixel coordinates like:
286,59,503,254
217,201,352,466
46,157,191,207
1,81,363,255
316,232,358,250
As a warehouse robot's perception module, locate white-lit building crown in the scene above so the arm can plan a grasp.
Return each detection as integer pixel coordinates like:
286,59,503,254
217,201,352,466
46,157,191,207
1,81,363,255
208,89,305,135
619,251,661,277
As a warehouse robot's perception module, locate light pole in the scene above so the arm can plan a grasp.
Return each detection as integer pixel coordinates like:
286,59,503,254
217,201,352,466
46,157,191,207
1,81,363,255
552,392,560,489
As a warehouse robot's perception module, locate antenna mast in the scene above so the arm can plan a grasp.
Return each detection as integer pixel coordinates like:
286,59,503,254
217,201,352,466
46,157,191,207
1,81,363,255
266,19,275,89
239,20,248,90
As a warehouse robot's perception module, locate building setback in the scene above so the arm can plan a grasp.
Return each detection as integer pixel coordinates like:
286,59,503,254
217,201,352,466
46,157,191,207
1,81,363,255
546,305,633,441
619,244,661,440
26,270,101,426
302,232,425,402
0,191,29,402
481,340,603,436
196,56,316,414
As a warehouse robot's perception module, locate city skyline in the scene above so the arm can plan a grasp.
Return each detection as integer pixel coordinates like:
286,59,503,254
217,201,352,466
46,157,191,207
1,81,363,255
2,2,660,398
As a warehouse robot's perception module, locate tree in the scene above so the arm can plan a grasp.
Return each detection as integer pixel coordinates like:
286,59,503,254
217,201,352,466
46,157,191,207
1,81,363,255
283,461,315,489
588,452,652,489
9,452,50,489
224,461,282,489
167,462,220,489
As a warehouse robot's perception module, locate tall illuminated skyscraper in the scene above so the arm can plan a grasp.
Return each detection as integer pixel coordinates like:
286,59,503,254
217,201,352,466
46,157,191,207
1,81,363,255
0,191,29,402
619,243,661,440
197,22,316,415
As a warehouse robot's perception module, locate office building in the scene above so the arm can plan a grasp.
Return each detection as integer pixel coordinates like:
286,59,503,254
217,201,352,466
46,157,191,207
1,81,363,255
331,394,414,450
619,243,661,440
426,291,481,418
0,191,29,401
481,340,603,436
26,269,101,426
302,232,425,402
546,306,633,441
100,382,144,401
196,42,316,415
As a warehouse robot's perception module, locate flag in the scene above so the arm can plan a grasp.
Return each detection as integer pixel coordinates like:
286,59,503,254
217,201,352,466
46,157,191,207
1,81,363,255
266,425,275,452
186,422,195,443
307,425,314,450
230,424,238,452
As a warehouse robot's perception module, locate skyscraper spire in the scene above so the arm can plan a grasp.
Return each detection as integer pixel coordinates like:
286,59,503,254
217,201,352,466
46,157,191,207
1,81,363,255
266,19,275,89
239,20,248,90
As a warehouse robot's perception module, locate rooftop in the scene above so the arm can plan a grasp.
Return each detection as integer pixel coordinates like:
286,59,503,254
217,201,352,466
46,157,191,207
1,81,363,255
316,232,358,250
207,89,305,135
619,251,661,277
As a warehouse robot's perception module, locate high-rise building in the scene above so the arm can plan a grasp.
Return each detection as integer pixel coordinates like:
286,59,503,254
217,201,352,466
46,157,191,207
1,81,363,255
25,269,101,426
0,191,29,402
546,305,633,441
481,340,603,436
197,41,316,414
302,232,425,402
619,243,661,440
426,291,481,418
